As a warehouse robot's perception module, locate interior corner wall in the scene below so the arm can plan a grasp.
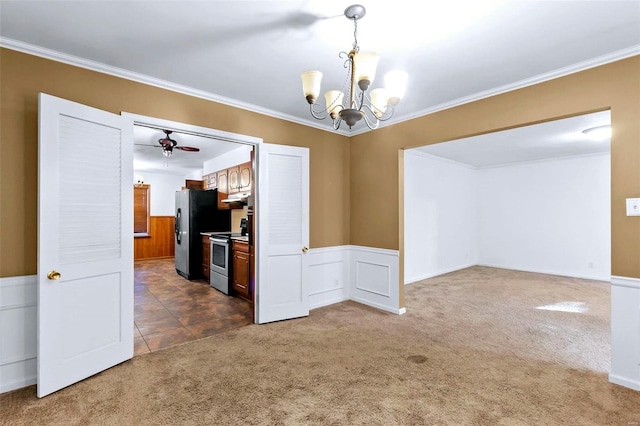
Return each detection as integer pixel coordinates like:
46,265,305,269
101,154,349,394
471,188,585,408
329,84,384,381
476,153,611,280
403,151,478,283
138,172,186,216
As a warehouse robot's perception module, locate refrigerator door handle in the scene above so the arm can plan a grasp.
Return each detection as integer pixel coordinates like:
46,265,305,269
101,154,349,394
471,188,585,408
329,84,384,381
175,208,181,244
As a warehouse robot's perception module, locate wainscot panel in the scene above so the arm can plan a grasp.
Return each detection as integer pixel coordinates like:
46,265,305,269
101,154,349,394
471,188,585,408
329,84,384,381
134,216,175,260
0,275,37,393
308,246,349,309
609,276,640,391
349,246,403,314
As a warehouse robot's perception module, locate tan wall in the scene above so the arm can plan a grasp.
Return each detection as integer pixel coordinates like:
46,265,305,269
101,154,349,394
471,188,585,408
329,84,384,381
351,56,640,307
0,48,350,277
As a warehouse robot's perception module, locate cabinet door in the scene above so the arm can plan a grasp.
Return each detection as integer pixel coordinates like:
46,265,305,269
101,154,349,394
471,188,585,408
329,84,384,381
209,173,217,189
239,162,252,192
233,251,250,297
202,236,211,280
217,170,228,194
228,166,240,194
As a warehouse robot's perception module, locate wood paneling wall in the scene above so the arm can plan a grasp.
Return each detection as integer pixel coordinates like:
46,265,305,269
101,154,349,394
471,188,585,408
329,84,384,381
134,216,175,260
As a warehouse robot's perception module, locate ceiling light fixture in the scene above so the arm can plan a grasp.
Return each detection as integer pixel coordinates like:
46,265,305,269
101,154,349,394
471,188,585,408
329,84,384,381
301,4,407,130
582,125,611,141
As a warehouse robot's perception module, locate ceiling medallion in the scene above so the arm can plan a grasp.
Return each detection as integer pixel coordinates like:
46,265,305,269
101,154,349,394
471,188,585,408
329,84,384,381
301,4,407,130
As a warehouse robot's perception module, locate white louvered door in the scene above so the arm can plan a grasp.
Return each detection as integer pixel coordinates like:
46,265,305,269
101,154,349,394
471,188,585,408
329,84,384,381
256,143,309,324
37,93,133,397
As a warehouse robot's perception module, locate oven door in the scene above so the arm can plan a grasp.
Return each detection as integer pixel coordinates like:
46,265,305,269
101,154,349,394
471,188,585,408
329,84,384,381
210,238,229,276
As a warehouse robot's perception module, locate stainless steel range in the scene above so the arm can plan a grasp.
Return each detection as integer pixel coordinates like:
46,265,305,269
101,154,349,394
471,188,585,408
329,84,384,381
209,234,231,294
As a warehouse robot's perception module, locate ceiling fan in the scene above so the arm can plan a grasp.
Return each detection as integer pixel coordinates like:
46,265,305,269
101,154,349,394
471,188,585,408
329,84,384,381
156,130,200,157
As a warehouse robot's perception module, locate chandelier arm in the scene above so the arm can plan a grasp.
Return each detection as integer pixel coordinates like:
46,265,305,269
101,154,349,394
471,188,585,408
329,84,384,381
309,103,329,120
359,107,380,130
333,117,343,130
361,92,397,122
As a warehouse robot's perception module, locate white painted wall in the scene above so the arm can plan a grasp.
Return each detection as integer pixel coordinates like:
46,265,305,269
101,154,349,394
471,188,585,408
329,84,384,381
477,153,610,280
135,172,186,216
404,151,479,283
404,151,610,283
203,145,252,175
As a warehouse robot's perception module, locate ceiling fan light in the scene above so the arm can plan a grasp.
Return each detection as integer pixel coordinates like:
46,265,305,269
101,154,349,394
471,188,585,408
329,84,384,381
384,70,408,106
162,149,172,158
354,52,380,90
301,70,323,104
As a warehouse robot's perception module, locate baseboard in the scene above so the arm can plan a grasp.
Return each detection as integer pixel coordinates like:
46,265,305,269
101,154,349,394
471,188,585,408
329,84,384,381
477,263,611,282
351,296,406,315
310,296,350,310
405,262,476,284
611,275,640,289
609,374,640,391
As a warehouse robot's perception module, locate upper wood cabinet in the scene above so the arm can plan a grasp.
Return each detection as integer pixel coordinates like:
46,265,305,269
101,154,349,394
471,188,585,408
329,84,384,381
228,165,240,194
238,162,252,192
217,170,228,194
185,179,203,190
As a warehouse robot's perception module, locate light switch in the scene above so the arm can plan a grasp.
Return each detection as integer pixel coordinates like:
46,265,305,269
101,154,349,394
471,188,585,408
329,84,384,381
626,198,640,216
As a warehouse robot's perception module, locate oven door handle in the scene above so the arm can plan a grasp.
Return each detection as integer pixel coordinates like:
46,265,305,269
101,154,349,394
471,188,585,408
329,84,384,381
210,238,228,244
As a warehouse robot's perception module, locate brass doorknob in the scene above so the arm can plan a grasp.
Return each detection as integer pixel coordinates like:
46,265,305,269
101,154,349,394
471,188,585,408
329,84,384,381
302,246,308,253
47,270,61,280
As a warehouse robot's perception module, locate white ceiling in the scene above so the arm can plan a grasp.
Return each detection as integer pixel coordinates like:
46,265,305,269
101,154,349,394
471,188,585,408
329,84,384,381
0,1,636,174
413,110,611,167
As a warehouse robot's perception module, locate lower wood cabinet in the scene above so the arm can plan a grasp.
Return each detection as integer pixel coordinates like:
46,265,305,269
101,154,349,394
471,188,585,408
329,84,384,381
202,235,210,281
232,240,250,300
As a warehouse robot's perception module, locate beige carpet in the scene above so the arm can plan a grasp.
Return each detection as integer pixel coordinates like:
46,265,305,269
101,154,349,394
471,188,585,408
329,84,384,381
2,266,639,425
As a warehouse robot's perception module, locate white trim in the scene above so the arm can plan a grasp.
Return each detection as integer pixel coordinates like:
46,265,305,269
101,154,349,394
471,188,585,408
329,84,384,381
611,275,640,289
350,296,406,315
477,263,611,283
0,275,37,394
609,374,640,392
349,46,640,136
3,37,636,139
405,263,476,285
0,37,351,137
406,150,477,170
476,151,612,170
348,245,399,256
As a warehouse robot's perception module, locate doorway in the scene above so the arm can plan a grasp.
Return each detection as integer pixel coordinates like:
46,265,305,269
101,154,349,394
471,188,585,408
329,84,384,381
127,113,261,354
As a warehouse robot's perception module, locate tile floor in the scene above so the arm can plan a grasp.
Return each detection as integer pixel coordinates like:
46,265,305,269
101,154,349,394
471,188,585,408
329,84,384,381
134,258,253,355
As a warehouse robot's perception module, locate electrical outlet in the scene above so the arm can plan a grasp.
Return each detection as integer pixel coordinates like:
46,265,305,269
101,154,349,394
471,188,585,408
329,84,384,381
626,198,640,216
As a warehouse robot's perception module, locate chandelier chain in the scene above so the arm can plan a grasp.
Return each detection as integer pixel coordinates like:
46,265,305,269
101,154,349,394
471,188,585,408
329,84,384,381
352,18,359,51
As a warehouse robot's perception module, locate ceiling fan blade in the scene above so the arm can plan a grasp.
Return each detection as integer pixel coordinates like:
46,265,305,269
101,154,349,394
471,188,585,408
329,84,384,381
175,146,200,152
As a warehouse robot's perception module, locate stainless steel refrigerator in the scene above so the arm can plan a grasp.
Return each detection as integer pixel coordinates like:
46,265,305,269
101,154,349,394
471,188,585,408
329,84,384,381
174,189,230,280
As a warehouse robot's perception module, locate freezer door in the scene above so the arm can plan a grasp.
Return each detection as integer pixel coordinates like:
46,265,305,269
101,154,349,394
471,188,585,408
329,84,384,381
174,190,190,275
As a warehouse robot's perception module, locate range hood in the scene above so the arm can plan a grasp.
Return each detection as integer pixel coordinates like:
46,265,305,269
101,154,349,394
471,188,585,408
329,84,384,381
221,192,251,204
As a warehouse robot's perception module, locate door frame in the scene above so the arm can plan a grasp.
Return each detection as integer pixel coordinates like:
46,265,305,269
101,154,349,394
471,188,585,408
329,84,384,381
122,113,263,321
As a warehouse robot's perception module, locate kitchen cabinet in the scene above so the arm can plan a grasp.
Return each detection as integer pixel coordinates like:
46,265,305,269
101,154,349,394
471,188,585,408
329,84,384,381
185,179,203,190
201,235,211,281
217,170,228,194
238,161,252,192
232,240,250,300
228,165,240,194
216,169,230,210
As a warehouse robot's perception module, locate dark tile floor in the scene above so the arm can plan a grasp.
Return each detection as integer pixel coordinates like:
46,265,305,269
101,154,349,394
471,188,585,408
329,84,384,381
134,258,253,355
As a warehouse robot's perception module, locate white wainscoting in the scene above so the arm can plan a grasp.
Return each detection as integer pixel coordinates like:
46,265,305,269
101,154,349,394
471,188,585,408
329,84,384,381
0,246,403,394
349,246,402,315
609,275,640,391
0,275,37,393
307,247,350,309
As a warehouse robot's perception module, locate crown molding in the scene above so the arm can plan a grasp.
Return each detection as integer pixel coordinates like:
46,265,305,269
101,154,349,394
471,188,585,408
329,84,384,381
0,37,351,137
349,44,640,137
2,37,638,139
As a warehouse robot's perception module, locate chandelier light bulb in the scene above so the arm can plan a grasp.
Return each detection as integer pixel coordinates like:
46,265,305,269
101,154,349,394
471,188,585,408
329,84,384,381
384,71,408,106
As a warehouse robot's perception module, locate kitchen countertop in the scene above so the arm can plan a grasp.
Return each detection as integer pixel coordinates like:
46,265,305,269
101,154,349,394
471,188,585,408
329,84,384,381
231,235,249,242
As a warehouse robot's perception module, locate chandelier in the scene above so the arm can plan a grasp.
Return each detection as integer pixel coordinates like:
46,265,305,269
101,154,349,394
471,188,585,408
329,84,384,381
301,4,407,130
